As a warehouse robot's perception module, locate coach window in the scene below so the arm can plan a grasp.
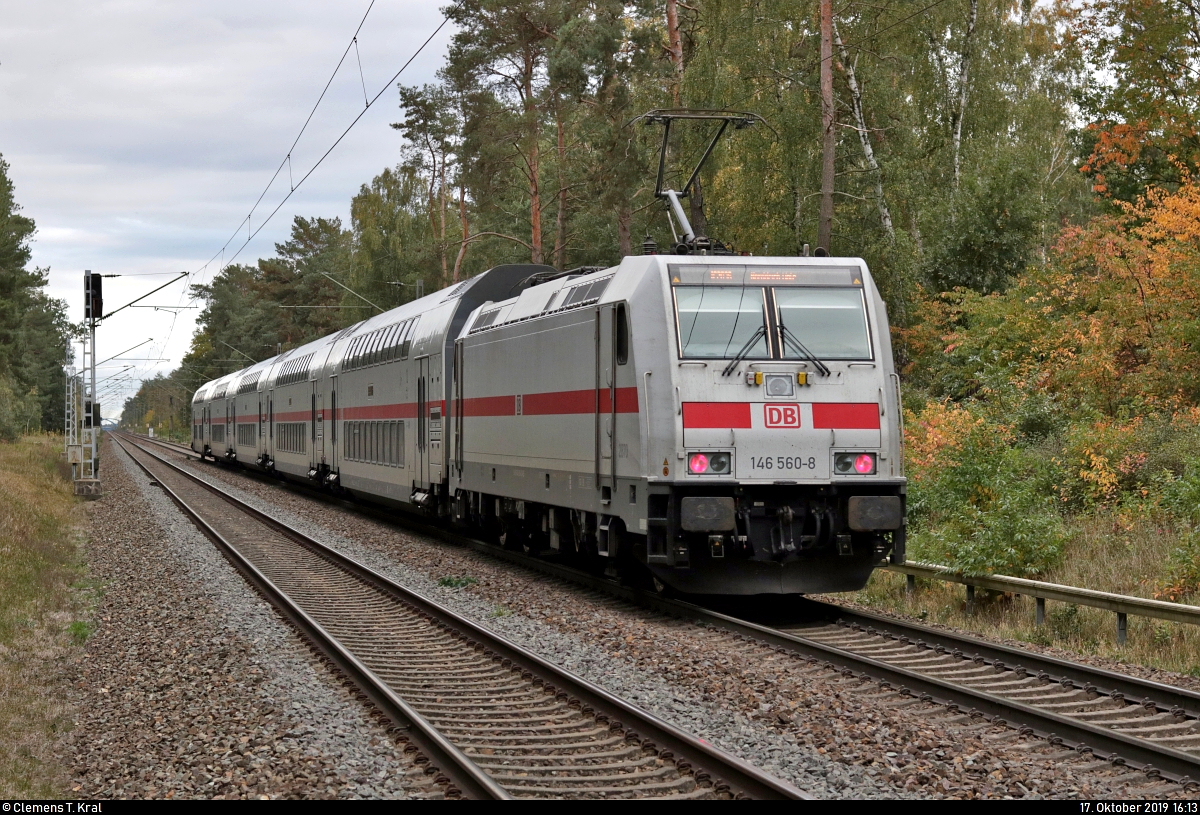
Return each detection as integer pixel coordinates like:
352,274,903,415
674,286,769,359
380,325,395,361
399,322,409,354
386,324,400,360
365,331,378,365
402,317,419,359
616,304,629,365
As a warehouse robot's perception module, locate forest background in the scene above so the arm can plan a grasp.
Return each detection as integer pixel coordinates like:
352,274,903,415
3,0,1198,597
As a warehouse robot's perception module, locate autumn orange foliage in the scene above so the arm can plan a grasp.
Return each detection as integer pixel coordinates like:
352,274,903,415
902,170,1200,578
908,169,1200,416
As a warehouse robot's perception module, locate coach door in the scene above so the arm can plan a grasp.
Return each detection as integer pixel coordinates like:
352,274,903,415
329,376,338,470
428,353,443,483
417,356,429,486
312,381,323,467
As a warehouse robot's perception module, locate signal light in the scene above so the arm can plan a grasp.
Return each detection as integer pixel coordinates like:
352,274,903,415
84,270,103,322
688,452,732,475
834,452,876,475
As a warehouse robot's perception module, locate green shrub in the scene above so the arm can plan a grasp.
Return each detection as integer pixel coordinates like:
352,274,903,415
907,403,1066,577
1160,465,1200,523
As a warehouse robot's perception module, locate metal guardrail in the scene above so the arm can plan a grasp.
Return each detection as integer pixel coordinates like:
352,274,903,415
885,561,1200,644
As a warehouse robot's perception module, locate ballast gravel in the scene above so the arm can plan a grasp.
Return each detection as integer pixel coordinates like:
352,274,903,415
165,450,1188,799
63,439,426,799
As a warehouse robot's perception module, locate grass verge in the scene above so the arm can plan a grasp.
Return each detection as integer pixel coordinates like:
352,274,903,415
0,434,89,797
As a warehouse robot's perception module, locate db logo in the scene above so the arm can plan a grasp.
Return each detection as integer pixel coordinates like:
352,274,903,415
764,404,800,428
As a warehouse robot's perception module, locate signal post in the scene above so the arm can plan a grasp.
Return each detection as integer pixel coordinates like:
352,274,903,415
67,270,102,497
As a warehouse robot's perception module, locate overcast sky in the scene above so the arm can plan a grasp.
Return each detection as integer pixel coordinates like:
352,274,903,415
0,0,452,415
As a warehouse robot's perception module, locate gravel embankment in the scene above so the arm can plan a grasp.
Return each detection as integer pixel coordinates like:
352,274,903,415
64,439,432,799
165,450,1188,799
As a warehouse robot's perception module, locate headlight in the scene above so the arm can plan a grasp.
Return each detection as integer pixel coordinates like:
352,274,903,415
688,452,732,474
834,452,876,475
764,373,795,397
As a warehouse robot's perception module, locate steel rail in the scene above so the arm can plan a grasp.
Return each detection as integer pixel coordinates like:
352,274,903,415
112,432,807,801
125,432,1200,784
793,599,1200,721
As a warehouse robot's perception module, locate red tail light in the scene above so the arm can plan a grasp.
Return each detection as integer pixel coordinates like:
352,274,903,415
689,453,709,474
854,454,875,474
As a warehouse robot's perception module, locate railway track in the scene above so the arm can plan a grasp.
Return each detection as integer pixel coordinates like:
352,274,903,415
128,433,1200,789
109,432,804,801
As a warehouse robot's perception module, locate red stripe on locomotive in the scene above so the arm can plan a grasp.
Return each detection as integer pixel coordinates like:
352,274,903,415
682,402,753,429
811,403,880,429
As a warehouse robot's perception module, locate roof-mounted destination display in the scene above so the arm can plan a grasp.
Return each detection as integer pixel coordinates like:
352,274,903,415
667,265,864,287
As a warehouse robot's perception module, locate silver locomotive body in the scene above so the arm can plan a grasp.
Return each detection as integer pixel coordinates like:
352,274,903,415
191,256,905,595
452,256,904,594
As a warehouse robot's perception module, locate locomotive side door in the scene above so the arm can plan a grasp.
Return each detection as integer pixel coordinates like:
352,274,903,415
611,303,638,483
595,305,616,490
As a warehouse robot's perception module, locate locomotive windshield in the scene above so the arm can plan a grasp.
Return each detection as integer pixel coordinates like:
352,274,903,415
673,281,872,361
675,286,769,359
775,288,872,360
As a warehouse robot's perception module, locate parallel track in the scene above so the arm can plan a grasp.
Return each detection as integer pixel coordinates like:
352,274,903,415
129,433,1200,788
111,432,805,800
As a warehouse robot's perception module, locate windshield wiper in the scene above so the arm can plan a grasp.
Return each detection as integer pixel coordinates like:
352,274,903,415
721,325,767,376
779,325,831,377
